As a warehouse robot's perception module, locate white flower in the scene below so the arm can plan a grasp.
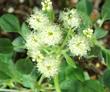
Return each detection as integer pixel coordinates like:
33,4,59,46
25,32,40,50
83,28,93,38
41,0,53,11
37,56,59,77
27,50,44,62
27,9,50,31
68,35,91,56
25,32,45,61
38,25,62,46
60,9,81,29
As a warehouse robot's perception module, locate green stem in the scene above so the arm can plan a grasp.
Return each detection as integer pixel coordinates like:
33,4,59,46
61,29,71,48
54,75,61,92
39,75,45,84
56,29,72,55
0,89,18,92
93,38,106,50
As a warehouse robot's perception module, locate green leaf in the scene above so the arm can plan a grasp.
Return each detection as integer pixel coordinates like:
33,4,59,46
12,36,25,52
0,38,13,54
95,41,110,68
103,69,110,88
59,64,81,92
80,80,104,92
63,52,76,68
20,23,30,38
101,49,110,68
20,75,34,88
78,11,92,28
60,78,81,92
0,53,12,63
94,41,110,68
0,71,11,80
65,67,85,81
59,62,84,82
59,61,104,92
88,46,101,58
0,54,22,83
16,58,34,74
0,59,12,80
101,0,110,20
76,0,93,15
94,28,108,39
0,14,20,32
60,79,104,92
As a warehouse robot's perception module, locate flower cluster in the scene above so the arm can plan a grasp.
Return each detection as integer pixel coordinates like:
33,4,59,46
25,1,62,77
68,35,91,56
37,56,60,77
83,28,93,38
38,25,62,46
59,9,81,29
41,0,53,11
25,0,94,78
27,9,50,31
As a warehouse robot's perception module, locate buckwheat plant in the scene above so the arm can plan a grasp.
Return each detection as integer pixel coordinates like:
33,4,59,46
25,0,95,90
24,0,104,92
0,0,110,92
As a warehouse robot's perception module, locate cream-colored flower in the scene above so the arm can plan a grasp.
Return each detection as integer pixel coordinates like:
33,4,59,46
25,32,43,61
60,9,81,29
27,50,44,62
83,28,93,38
38,25,62,46
41,0,53,11
27,9,49,31
68,35,91,56
25,32,40,50
37,56,60,77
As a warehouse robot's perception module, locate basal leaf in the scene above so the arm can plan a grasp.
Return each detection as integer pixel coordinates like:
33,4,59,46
12,36,25,52
0,59,13,80
94,28,108,39
0,38,13,54
102,50,110,68
103,69,110,89
16,58,34,74
0,71,11,80
0,14,20,32
20,23,30,39
101,0,110,20
76,0,93,15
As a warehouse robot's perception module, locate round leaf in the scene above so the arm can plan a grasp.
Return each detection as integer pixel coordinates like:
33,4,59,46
16,58,34,74
0,14,20,32
0,38,13,54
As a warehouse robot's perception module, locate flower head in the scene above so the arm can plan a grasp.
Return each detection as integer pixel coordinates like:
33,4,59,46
38,25,62,46
68,35,91,56
83,28,93,38
41,0,53,11
25,32,40,50
27,9,49,31
37,56,60,77
27,50,44,62
60,9,81,29
25,32,44,61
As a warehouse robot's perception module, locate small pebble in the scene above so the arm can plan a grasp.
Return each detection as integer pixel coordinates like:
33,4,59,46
19,0,25,3
7,7,14,13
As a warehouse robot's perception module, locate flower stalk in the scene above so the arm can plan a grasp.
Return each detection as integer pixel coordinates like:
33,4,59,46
54,75,61,92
